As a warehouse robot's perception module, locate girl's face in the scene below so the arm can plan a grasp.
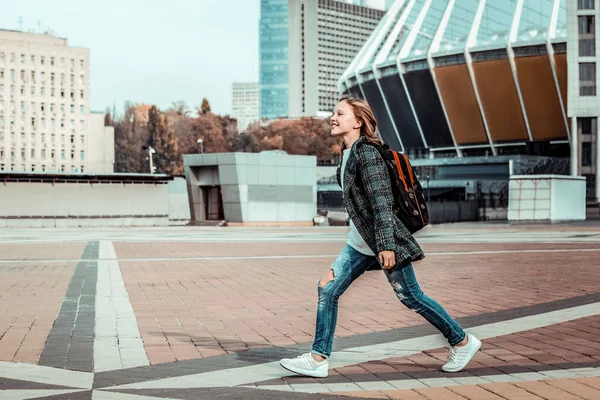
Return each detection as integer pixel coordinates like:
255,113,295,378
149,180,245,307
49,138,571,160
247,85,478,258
330,101,361,137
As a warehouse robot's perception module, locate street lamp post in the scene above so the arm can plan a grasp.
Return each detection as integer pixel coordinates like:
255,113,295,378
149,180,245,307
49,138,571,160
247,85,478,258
197,138,204,154
148,146,156,174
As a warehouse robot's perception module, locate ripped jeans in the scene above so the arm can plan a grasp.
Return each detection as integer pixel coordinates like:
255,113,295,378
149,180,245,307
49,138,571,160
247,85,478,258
312,244,465,358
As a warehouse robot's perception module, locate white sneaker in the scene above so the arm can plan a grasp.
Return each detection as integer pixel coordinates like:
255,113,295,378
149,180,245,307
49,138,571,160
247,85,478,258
442,334,482,372
279,352,329,378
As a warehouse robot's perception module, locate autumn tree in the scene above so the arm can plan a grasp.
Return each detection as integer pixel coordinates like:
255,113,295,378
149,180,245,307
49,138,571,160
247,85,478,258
199,98,211,115
147,106,179,175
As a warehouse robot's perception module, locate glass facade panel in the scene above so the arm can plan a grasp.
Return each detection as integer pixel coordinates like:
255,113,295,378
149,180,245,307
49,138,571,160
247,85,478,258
259,0,289,119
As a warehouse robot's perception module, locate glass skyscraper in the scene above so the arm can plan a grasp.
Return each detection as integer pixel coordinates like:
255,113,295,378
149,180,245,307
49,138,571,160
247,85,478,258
259,0,290,119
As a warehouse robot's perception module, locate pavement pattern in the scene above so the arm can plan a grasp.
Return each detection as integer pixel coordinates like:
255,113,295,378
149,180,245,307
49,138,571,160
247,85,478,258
0,223,599,399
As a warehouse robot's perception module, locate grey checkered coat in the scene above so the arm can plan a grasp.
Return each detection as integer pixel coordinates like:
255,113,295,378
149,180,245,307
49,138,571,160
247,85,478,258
336,137,425,269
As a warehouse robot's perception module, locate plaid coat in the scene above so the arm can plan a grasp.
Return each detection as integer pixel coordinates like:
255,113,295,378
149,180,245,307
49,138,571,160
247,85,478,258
337,137,425,269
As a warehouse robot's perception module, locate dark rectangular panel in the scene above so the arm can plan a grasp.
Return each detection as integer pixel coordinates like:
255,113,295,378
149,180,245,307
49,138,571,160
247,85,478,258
515,55,567,140
435,64,488,145
378,74,424,150
472,60,528,142
360,79,403,151
404,69,455,148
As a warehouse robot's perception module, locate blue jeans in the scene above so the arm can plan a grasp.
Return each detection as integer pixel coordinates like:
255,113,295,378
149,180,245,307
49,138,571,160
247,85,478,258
312,245,466,358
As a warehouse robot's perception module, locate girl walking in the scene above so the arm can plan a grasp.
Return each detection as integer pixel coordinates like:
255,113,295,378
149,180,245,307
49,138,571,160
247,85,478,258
279,95,481,378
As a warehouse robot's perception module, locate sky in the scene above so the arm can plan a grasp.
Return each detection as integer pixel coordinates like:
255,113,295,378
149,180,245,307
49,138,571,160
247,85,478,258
0,0,260,115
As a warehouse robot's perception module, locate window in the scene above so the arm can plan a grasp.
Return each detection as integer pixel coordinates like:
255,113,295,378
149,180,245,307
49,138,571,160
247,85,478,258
50,57,55,66
70,58,74,69
31,149,35,158
60,104,65,114
30,86,35,96
80,119,84,129
581,117,595,134
71,150,75,160
31,70,35,83
70,105,74,114
50,104,55,113
40,56,45,65
80,165,84,173
41,103,45,112
50,72,54,85
41,87,45,96
70,134,74,144
60,57,65,67
79,59,84,69
579,0,595,9
41,164,46,172
60,73,65,85
80,135,85,145
80,90,84,99
579,16,596,56
30,55,35,64
51,87,55,97
582,142,593,166
61,151,65,160
20,54,25,64
80,105,84,114
10,69,15,81
9,53,14,63
80,150,84,160
579,63,596,96
70,90,74,100
41,118,46,128
79,75,84,85
70,74,74,85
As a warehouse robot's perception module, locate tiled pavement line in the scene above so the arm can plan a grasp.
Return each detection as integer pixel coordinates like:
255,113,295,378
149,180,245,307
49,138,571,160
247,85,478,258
92,291,600,389
249,366,600,393
0,389,90,399
102,301,600,390
0,361,93,389
4,246,600,264
95,241,149,372
38,241,98,372
91,390,179,399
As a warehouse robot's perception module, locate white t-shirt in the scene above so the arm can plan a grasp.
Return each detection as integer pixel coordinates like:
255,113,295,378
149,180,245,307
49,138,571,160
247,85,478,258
341,149,375,256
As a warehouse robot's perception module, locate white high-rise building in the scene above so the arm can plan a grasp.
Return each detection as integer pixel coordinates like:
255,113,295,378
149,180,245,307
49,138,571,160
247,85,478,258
0,29,114,174
567,0,599,203
231,82,259,132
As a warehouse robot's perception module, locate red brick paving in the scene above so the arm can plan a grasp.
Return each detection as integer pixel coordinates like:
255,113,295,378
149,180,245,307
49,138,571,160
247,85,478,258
0,262,77,364
113,241,600,259
117,241,600,364
0,243,86,260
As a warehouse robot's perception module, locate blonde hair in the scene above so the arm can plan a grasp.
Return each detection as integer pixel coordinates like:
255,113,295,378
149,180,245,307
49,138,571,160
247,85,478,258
338,94,383,149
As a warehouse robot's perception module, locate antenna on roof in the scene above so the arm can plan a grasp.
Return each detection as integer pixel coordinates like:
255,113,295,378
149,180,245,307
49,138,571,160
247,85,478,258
17,15,23,31
37,19,42,34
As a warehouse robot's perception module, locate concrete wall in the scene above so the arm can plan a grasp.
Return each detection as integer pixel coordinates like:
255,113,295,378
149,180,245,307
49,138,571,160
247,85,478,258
87,113,115,173
508,175,586,223
168,176,191,225
0,179,169,227
184,152,316,223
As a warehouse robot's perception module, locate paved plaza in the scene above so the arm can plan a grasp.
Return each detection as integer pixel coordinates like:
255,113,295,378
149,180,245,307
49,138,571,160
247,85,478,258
0,223,600,399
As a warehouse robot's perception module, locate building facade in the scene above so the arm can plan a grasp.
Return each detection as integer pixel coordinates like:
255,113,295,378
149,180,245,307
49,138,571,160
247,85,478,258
260,0,386,119
231,82,259,132
567,0,600,202
0,29,114,174
338,0,600,204
260,0,291,120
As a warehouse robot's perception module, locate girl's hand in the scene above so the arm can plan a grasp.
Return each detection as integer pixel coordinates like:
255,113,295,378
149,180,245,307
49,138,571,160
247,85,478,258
378,250,395,269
